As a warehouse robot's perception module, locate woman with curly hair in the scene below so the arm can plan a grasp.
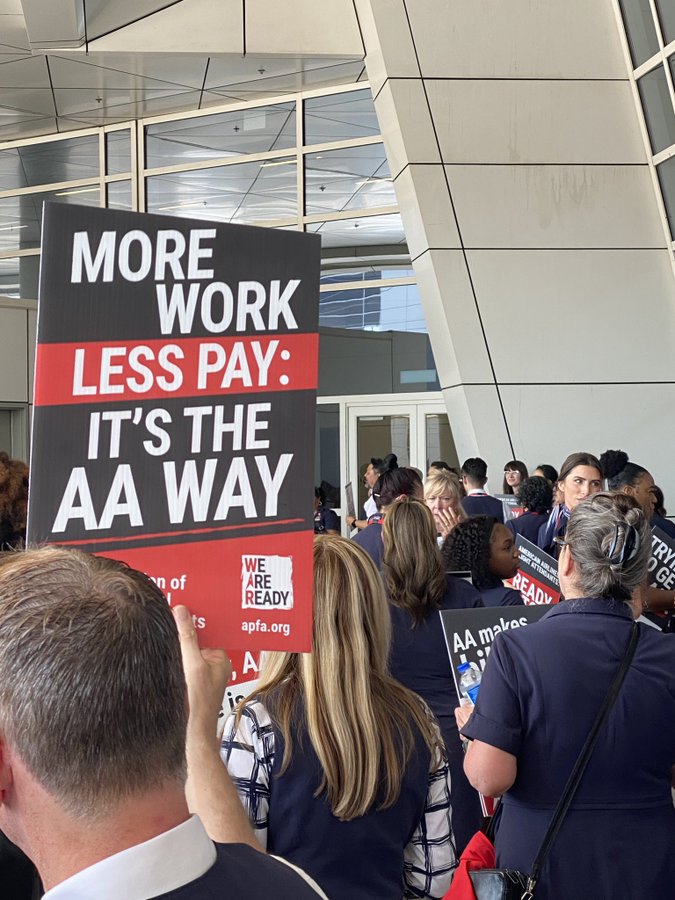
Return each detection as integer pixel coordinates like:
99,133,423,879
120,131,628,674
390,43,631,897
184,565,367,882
382,499,483,852
442,516,523,607
506,476,553,545
0,453,28,549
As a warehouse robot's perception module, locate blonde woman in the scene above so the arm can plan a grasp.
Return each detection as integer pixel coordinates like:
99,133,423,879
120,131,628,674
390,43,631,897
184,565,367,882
424,468,466,542
211,537,455,900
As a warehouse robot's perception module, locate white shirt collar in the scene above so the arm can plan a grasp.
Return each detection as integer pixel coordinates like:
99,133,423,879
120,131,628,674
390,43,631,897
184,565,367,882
44,815,216,900
467,488,488,496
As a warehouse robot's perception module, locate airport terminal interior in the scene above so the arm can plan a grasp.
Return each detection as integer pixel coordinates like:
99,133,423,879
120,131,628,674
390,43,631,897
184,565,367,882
1,0,675,512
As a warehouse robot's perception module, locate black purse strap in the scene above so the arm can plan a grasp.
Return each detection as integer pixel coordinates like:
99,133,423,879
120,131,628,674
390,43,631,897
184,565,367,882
521,620,640,898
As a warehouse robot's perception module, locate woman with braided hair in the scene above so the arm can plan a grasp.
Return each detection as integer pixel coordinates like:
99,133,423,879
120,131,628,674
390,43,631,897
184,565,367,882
441,516,523,607
456,492,675,900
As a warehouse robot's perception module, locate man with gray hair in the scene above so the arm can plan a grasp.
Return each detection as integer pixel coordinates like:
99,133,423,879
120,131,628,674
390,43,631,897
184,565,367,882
0,547,326,899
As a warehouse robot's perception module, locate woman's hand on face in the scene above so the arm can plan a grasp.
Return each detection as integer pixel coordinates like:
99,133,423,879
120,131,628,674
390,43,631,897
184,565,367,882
435,506,461,539
173,604,232,736
454,699,473,734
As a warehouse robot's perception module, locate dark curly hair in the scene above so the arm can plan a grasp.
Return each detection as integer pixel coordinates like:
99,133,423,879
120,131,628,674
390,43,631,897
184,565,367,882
516,476,553,515
441,515,500,591
599,449,648,491
0,453,28,549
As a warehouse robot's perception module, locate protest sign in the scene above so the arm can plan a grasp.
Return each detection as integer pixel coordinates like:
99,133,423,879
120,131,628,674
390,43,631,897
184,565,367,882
345,481,356,521
495,494,524,522
511,535,560,605
648,526,675,589
645,527,675,632
28,203,320,651
440,605,549,697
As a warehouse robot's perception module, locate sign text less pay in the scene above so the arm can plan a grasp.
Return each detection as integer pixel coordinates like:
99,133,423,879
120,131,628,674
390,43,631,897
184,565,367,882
53,228,299,533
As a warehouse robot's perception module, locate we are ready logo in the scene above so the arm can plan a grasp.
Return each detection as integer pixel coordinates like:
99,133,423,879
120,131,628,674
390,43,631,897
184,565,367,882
241,554,294,609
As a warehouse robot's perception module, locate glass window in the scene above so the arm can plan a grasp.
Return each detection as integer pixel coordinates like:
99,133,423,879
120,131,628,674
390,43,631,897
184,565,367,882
320,281,426,333
304,90,380,144
305,144,394,215
320,264,415,284
308,213,406,248
106,180,133,210
656,154,675,239
618,0,660,68
0,255,39,300
655,0,675,46
146,157,297,224
145,103,296,168
0,185,100,253
355,414,410,509
106,130,132,175
637,65,675,154
0,135,100,192
425,414,459,471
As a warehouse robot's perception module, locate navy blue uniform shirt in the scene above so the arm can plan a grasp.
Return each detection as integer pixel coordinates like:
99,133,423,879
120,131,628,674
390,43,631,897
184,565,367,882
462,493,504,523
463,598,675,900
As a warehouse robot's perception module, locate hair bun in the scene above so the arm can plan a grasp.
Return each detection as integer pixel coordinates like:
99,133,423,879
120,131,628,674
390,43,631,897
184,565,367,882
383,453,398,470
624,506,642,527
599,449,628,481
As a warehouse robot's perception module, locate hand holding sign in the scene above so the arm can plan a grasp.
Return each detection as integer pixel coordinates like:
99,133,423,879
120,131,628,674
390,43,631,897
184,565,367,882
174,604,231,738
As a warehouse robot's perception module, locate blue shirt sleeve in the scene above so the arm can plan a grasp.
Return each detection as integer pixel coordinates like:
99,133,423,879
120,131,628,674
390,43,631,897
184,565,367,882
461,634,523,757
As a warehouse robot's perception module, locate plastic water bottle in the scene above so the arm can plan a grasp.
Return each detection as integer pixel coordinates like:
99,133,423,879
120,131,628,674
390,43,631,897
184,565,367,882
457,662,482,704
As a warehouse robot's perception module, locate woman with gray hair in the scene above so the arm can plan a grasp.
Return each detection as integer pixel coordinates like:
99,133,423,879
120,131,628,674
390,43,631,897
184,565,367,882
455,492,675,900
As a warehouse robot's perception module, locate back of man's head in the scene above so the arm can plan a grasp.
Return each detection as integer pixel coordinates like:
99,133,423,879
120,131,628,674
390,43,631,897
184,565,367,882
0,547,187,820
461,457,488,487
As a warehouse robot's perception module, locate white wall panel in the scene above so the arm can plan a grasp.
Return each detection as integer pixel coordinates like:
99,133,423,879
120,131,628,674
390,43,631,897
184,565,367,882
443,383,513,480
354,0,419,95
426,79,647,165
446,165,666,249
406,0,627,79
415,249,494,386
0,307,28,403
374,78,440,177
393,164,461,259
467,249,675,383
246,0,363,56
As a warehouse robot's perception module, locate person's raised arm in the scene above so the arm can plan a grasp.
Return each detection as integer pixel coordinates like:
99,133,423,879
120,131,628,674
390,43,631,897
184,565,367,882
173,605,262,850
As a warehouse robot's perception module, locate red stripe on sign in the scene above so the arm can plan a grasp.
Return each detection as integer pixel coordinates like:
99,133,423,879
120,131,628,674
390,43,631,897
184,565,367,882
34,333,318,406
52,517,305,547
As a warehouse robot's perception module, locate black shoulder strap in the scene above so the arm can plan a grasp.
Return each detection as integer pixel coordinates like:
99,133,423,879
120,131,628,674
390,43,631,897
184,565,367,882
524,621,640,897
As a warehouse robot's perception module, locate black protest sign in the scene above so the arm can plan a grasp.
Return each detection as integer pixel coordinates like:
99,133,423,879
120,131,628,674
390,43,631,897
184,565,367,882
440,605,549,696
648,526,675,590
495,494,524,522
28,203,320,651
511,535,560,605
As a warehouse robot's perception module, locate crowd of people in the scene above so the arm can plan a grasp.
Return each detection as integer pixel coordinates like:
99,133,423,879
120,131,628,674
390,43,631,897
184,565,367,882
0,447,673,900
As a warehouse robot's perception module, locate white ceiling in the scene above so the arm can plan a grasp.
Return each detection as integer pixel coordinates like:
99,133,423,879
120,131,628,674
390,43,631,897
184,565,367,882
0,0,365,142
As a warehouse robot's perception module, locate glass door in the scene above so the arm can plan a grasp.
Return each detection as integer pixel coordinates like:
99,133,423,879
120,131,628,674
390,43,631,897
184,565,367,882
347,404,413,515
